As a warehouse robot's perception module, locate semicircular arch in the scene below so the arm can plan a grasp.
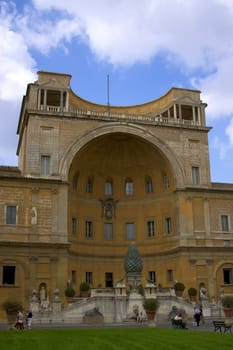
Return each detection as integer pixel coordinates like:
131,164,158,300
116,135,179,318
59,123,185,187
213,261,233,277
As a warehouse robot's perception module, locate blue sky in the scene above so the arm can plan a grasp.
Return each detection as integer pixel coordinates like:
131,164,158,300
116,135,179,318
1,0,233,183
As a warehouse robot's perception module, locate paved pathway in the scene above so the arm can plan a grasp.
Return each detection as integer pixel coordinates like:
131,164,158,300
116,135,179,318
0,318,220,332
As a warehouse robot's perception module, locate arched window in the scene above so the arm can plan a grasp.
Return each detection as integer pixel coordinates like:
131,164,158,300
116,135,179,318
86,177,93,193
104,178,113,196
125,178,133,195
145,176,153,193
162,173,169,189
72,172,79,190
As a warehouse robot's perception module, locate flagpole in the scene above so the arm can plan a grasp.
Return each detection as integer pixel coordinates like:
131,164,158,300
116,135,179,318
107,74,110,116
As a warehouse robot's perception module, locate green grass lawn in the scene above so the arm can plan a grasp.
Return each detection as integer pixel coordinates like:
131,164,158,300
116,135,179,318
0,328,232,350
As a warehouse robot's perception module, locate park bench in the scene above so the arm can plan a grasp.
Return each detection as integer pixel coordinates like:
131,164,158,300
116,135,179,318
172,319,184,329
213,320,232,333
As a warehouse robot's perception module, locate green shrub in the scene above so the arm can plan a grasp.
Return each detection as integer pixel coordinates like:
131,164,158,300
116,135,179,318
80,281,90,291
65,286,76,297
143,298,159,311
174,282,185,291
2,300,23,313
188,287,197,297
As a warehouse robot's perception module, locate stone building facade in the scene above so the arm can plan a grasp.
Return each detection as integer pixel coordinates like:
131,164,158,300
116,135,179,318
0,71,233,318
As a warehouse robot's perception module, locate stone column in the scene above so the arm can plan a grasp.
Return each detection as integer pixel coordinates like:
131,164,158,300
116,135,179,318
50,256,58,293
51,188,58,236
192,106,196,124
207,259,215,300
204,198,211,237
60,90,63,111
200,103,206,126
173,104,177,120
44,89,47,109
197,106,201,125
178,104,182,122
38,89,41,109
65,91,69,112
167,108,170,120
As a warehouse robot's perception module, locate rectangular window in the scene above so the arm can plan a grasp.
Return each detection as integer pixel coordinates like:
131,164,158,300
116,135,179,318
41,155,51,175
105,272,113,288
192,166,200,185
2,266,16,285
85,221,93,239
71,270,76,284
221,215,230,232
147,221,155,237
86,272,93,284
223,268,233,284
104,223,113,240
72,218,77,234
149,271,156,284
167,269,173,282
125,223,135,240
165,217,172,234
6,205,16,225
105,182,113,196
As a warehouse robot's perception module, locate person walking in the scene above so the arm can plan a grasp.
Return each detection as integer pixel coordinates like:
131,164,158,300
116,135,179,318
27,310,33,329
15,310,24,330
194,306,201,327
199,305,204,324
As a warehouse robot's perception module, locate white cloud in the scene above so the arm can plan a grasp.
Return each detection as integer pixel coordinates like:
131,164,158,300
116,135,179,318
211,135,231,160
0,100,19,165
0,1,36,101
30,0,233,69
0,1,36,165
31,0,233,181
1,0,233,99
3,0,230,81
226,117,233,146
192,56,233,120
1,0,233,169
15,6,82,55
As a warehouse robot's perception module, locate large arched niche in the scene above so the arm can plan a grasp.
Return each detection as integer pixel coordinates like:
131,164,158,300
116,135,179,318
59,123,185,187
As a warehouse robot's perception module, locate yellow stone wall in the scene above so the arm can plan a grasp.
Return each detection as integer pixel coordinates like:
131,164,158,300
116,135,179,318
1,71,233,319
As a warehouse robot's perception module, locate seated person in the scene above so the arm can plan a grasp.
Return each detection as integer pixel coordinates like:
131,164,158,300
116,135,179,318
174,313,187,329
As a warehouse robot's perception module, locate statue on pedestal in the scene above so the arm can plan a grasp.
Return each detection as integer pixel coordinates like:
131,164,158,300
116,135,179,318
39,286,49,310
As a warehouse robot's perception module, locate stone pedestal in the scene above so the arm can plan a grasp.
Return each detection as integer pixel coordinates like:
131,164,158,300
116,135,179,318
127,291,145,320
147,318,156,328
114,283,126,296
30,300,39,313
144,283,156,297
52,300,61,316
